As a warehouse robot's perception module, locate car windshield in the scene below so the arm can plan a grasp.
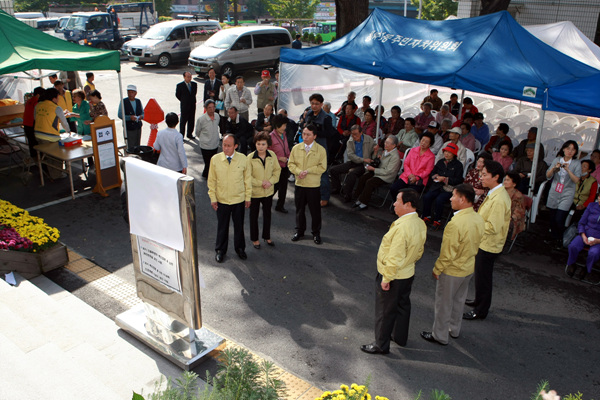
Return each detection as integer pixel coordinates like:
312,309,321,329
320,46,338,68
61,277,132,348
142,25,173,40
66,16,86,30
204,31,237,49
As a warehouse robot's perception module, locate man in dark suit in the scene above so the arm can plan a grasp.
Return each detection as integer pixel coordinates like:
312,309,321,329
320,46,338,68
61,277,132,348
225,106,254,154
203,67,222,103
175,71,197,139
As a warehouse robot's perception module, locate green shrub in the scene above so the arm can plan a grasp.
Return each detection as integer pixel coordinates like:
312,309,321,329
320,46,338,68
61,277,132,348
302,31,309,41
134,348,285,400
308,33,315,43
158,16,172,22
315,34,323,43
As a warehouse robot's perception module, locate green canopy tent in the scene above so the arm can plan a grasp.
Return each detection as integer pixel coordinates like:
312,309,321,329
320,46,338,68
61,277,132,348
0,10,128,140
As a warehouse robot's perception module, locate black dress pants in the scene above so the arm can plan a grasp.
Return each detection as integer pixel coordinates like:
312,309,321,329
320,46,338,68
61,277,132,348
294,186,321,235
330,161,364,199
274,166,290,209
374,273,414,351
250,196,272,241
215,202,245,254
180,106,196,137
200,148,218,178
473,249,499,317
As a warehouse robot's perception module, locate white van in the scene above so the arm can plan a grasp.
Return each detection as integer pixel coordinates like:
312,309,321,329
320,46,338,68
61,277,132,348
188,26,292,77
122,19,220,68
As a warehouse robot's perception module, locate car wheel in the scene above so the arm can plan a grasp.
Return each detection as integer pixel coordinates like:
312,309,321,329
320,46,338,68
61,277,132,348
221,63,234,77
158,53,171,68
96,42,110,50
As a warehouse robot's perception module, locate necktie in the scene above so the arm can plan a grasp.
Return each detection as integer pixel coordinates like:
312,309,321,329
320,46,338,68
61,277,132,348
305,146,310,154
227,156,232,164
187,82,191,93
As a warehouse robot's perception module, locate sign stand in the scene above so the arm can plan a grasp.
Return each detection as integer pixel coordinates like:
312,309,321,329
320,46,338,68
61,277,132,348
116,168,224,370
90,115,122,197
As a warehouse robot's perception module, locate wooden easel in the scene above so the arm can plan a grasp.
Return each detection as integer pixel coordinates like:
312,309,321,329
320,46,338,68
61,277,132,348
90,116,122,197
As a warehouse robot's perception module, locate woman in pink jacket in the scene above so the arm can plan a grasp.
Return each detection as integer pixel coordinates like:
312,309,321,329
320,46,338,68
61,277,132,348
269,114,291,213
389,132,436,200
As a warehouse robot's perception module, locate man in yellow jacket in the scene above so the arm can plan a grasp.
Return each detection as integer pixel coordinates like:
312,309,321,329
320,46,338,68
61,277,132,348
361,189,427,354
464,160,511,320
288,124,327,244
420,184,485,345
208,134,252,263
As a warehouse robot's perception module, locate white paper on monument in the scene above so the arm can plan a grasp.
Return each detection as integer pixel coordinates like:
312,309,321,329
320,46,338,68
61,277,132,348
126,158,184,251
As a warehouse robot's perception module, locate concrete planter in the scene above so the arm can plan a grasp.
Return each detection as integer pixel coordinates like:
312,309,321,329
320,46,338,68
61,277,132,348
0,243,68,279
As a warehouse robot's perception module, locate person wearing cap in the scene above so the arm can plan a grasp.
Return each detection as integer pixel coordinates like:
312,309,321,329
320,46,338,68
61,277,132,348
425,120,445,155
422,142,464,228
470,112,490,146
435,126,467,167
435,104,457,126
196,99,222,178
153,112,187,174
225,76,253,121
485,123,512,153
176,71,198,140
254,70,277,114
421,88,443,111
414,102,435,134
203,67,222,103
118,84,144,148
459,121,476,152
512,142,548,194
513,127,545,161
460,97,478,120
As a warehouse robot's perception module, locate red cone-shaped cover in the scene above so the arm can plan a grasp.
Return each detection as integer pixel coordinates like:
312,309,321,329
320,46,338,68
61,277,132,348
143,98,164,124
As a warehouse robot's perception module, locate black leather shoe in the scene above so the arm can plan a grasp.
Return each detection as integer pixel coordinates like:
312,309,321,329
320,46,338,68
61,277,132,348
420,331,447,345
465,299,477,307
463,310,486,320
215,251,224,263
351,202,361,208
291,233,304,242
275,207,289,214
360,343,389,355
264,239,275,247
236,249,247,260
313,234,322,245
566,264,577,277
186,135,195,140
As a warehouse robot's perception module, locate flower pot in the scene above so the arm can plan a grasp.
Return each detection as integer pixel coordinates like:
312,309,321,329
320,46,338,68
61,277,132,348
0,242,68,279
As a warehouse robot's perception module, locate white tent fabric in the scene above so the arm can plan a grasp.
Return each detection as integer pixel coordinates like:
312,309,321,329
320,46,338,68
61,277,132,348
525,21,600,70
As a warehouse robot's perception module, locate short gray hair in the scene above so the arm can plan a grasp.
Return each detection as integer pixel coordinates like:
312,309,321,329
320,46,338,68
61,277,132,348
387,135,399,145
441,104,450,111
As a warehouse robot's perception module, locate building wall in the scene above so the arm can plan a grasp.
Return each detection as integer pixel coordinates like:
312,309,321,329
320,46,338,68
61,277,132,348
456,0,600,44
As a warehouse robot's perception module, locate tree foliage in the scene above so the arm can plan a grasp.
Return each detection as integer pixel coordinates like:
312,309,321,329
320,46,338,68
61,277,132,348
154,0,172,18
267,0,319,22
246,0,269,19
410,0,458,20
335,0,369,39
480,0,512,15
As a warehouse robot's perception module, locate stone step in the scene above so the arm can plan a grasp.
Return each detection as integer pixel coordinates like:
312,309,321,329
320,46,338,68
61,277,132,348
0,273,187,399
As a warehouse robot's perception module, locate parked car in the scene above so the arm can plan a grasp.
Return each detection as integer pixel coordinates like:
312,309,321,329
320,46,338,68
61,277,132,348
188,26,292,77
122,19,220,67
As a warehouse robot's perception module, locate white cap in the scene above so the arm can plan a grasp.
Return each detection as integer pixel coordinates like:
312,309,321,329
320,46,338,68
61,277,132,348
126,84,137,92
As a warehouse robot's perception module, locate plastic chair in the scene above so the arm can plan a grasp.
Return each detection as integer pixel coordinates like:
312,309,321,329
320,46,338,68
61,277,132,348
544,112,560,125
463,148,474,178
556,116,581,128
496,104,519,118
560,133,584,148
552,123,574,136
474,139,482,155
483,108,497,122
575,120,599,133
543,138,564,166
521,108,540,121
514,121,533,136
478,100,494,112
511,114,531,125
542,127,560,141
530,180,549,225
580,129,598,152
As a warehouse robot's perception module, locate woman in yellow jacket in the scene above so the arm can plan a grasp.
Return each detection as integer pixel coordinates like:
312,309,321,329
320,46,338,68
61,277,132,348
248,132,281,249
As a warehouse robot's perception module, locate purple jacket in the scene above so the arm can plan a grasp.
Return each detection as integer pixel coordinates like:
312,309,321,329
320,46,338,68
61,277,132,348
578,202,600,238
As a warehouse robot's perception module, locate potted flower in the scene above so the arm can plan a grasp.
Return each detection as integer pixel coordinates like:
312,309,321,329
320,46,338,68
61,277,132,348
0,199,67,278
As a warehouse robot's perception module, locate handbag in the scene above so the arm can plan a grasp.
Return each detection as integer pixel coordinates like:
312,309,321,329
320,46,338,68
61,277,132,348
215,100,224,110
562,224,578,248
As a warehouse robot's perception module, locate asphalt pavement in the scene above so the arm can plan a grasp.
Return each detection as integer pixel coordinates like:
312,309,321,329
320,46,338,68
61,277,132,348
1,61,599,399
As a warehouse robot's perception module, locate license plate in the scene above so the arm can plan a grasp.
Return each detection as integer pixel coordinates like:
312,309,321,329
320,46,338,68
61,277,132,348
134,57,140,61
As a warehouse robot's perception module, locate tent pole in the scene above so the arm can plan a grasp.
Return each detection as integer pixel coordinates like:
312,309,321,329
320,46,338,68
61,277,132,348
458,89,465,118
593,123,600,151
404,0,407,16
117,71,128,147
418,0,422,19
528,109,545,199
376,77,384,142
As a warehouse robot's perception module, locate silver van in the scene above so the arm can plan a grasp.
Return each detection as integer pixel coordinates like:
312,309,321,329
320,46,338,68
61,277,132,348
122,19,220,68
188,26,292,76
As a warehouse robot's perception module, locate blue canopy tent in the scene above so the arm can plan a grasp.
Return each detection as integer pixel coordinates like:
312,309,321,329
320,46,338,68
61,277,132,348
280,8,600,196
